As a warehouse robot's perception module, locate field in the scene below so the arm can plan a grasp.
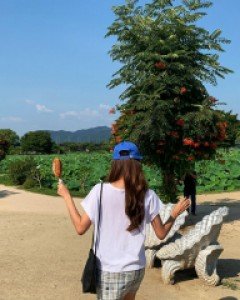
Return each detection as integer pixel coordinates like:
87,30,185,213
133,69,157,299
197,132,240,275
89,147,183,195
0,149,240,199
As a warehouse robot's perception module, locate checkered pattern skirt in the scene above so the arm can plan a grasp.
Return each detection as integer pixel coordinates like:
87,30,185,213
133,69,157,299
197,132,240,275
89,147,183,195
96,268,145,300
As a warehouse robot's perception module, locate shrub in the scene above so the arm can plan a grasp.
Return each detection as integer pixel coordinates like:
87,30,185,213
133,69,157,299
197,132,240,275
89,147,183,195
8,158,37,185
23,177,37,189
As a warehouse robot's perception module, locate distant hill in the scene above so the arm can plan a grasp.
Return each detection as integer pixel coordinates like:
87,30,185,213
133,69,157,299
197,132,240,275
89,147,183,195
48,126,111,144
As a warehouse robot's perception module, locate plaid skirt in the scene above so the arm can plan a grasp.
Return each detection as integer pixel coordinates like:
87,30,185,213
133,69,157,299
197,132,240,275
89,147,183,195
96,268,145,300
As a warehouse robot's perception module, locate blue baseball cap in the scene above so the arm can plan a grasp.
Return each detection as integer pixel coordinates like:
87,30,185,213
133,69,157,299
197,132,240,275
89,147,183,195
113,141,143,160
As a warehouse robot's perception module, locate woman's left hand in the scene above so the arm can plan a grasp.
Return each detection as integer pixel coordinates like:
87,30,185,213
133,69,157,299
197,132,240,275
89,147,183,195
171,197,191,219
57,182,71,199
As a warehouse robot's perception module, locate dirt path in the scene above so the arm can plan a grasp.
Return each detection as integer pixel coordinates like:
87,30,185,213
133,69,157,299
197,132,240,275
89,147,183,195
0,185,239,299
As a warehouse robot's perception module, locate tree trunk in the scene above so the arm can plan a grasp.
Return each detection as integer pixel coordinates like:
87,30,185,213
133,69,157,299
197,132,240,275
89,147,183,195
161,171,178,203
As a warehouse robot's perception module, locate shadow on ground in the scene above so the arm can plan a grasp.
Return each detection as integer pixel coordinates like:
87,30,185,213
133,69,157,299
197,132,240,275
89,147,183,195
153,259,240,285
0,189,19,199
218,259,240,279
219,297,238,300
174,268,197,284
184,198,240,225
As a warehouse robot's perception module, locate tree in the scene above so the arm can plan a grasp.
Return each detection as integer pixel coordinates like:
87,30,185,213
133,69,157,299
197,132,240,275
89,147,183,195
0,129,20,148
107,0,237,201
217,112,238,147
0,138,9,161
235,119,240,144
21,131,54,154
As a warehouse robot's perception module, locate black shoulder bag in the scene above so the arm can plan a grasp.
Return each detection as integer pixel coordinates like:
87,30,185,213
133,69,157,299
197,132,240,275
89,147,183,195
81,181,103,294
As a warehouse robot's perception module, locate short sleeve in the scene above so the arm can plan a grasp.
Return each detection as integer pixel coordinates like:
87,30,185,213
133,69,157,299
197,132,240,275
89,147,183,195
81,184,100,224
146,190,164,223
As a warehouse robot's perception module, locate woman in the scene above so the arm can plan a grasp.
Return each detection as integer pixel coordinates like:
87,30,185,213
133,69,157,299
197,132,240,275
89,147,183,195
58,141,190,300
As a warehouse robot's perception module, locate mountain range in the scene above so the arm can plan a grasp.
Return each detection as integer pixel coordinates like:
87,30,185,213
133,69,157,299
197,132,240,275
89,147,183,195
48,126,111,144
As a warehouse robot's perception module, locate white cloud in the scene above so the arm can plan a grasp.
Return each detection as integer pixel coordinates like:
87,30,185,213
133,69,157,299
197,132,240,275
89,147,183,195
82,108,99,117
36,104,53,113
60,111,79,119
59,103,115,120
0,116,24,122
25,99,53,113
60,108,100,119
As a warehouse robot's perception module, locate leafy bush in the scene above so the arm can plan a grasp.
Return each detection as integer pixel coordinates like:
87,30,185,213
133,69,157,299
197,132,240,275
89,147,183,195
0,174,12,186
8,158,37,185
23,177,37,189
21,131,54,154
0,149,240,197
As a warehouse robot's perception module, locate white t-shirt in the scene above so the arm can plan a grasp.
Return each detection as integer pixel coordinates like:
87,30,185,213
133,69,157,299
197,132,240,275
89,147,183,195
81,182,163,272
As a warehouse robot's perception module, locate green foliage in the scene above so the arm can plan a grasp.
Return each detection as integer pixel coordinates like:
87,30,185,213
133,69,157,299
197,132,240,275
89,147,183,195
235,120,240,144
8,146,22,155
23,177,37,189
0,153,108,193
8,158,37,185
106,0,236,201
21,131,54,154
0,139,9,161
195,149,240,193
0,129,20,158
0,130,12,161
0,129,19,148
222,279,239,291
0,149,240,199
58,142,111,154
0,174,12,186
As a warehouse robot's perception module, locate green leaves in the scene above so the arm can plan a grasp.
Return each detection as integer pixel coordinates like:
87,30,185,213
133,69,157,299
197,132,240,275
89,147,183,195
183,0,213,11
210,29,222,40
197,150,240,192
0,149,240,196
106,0,235,201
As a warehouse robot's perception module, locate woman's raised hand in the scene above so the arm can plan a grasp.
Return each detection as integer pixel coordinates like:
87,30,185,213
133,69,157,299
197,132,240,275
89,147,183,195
57,181,71,200
171,197,191,219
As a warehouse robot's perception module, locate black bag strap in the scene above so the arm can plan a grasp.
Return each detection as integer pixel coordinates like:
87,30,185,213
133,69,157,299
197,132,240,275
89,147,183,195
91,181,103,254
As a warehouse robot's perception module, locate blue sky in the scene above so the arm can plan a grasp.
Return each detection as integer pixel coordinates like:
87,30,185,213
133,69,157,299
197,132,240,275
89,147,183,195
0,0,239,136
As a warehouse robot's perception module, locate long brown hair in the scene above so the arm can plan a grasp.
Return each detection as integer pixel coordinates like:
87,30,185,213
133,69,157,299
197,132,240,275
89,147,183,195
107,159,148,232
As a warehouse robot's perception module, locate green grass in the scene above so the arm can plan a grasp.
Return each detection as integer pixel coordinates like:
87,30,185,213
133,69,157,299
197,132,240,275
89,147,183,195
222,279,239,290
0,174,13,186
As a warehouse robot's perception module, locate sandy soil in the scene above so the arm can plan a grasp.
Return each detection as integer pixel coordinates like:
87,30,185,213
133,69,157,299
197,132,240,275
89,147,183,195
0,185,239,300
